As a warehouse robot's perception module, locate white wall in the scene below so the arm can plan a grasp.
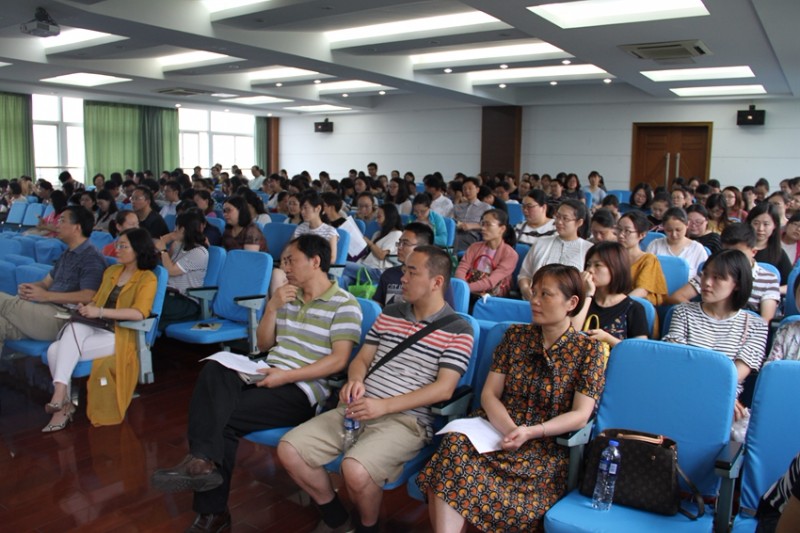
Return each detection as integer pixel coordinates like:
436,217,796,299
521,99,800,191
278,99,800,191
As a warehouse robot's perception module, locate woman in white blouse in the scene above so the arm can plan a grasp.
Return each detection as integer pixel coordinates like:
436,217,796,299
338,203,404,289
646,207,708,278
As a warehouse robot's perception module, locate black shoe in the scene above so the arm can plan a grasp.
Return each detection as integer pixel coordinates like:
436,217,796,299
151,454,223,493
185,510,231,533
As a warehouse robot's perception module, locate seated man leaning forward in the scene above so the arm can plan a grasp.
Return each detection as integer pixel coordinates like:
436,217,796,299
278,245,475,533
151,234,363,532
0,205,106,350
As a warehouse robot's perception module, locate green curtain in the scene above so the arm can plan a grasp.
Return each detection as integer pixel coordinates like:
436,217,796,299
141,106,178,173
84,101,142,176
0,92,35,179
254,116,268,170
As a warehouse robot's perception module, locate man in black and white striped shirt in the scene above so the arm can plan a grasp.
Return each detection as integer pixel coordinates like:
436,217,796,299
757,451,800,531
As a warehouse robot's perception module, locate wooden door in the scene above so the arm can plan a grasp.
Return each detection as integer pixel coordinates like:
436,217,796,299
631,123,712,191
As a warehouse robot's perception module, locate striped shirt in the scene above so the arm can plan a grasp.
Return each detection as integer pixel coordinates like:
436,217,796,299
688,263,780,313
662,302,768,395
363,302,474,433
267,282,362,406
292,222,338,241
760,452,800,515
168,245,208,296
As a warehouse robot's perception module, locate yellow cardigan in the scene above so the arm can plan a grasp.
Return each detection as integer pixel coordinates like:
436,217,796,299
87,265,157,426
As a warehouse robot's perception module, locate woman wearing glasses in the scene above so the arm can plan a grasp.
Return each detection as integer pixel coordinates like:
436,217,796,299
616,210,668,306
515,190,555,245
221,195,267,252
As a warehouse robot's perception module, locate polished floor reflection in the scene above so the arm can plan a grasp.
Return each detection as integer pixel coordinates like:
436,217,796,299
0,339,436,532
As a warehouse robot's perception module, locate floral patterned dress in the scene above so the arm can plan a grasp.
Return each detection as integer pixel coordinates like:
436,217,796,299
417,324,605,532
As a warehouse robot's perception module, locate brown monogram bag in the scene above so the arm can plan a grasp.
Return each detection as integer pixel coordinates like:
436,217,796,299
579,428,705,519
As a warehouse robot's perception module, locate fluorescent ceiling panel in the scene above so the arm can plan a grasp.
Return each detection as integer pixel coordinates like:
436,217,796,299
326,11,499,43
470,64,608,84
158,51,234,68
220,96,293,104
317,80,384,92
670,84,766,97
528,0,709,29
411,42,568,67
41,28,126,51
41,73,132,87
0,62,10,68
203,0,270,14
283,105,351,112
641,66,755,82
249,67,320,81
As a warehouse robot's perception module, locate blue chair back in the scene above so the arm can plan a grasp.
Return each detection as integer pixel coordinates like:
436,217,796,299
3,203,27,228
353,218,366,235
506,203,523,226
212,250,272,323
262,223,296,263
89,231,115,250
473,296,532,324
146,265,170,347
416,182,425,194
270,213,288,224
42,205,54,218
355,297,381,346
34,239,68,265
757,261,780,281
738,361,800,516
15,263,51,285
15,236,38,258
656,255,690,294
364,220,380,240
598,339,737,494
629,295,656,338
4,253,35,267
450,278,470,314
607,189,631,204
204,246,226,285
640,231,664,251
443,217,456,248
21,203,44,227
335,228,350,264
26,195,39,203
206,216,225,234
513,243,530,288
583,191,593,209
472,321,512,411
164,214,176,232
400,214,412,226
785,265,800,316
0,239,22,258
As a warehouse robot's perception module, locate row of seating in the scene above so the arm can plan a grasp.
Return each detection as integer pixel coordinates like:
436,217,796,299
0,202,55,231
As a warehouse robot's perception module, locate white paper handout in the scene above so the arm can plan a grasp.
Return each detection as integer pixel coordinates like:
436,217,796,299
201,351,270,374
339,216,368,258
436,417,505,454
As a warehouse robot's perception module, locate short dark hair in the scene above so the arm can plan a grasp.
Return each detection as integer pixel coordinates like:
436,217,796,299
585,242,632,295
720,222,756,249
63,206,95,238
591,208,616,229
412,192,432,208
224,195,253,228
462,176,481,188
290,234,331,273
134,186,156,208
165,180,182,193
662,207,688,225
175,210,207,251
321,192,343,212
531,264,585,317
601,194,620,208
403,222,434,246
120,228,159,270
412,245,452,294
703,249,753,310
620,209,651,235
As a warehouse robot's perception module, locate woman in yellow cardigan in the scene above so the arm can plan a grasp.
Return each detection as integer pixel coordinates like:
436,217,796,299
43,228,158,431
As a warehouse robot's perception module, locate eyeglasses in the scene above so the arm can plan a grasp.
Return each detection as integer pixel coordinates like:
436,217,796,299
397,240,418,248
521,203,540,210
114,242,131,250
616,227,637,236
480,220,500,227
554,214,577,223
222,208,234,214
130,195,146,201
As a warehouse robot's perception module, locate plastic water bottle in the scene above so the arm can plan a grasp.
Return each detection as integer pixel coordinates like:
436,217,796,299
342,402,360,452
591,440,621,511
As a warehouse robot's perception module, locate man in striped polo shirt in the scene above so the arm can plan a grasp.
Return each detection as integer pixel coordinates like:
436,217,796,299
278,246,474,533
152,235,362,532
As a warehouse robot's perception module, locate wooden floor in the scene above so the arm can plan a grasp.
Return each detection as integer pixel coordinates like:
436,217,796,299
0,338,437,532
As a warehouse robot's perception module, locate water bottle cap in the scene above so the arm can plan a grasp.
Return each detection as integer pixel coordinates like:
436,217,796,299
609,440,619,446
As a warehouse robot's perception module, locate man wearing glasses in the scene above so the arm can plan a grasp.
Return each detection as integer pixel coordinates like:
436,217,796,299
0,206,106,354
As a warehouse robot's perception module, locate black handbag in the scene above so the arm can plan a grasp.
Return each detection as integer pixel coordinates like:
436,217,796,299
70,309,113,331
579,428,705,519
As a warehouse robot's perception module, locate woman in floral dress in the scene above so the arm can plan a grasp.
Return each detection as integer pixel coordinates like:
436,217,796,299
417,264,605,532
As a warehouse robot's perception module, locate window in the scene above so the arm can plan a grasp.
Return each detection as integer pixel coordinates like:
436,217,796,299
32,94,85,184
178,108,255,177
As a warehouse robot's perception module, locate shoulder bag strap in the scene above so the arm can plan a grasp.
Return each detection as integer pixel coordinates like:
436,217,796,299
365,313,461,379
677,463,705,520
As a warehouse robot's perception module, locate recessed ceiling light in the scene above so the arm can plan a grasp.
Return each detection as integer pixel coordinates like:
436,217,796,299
641,66,755,82
283,104,352,112
0,62,10,68
313,79,322,84
444,68,453,74
318,80,385,92
267,113,273,117
220,96,293,104
41,28,126,50
550,81,558,86
562,59,572,65
670,84,766,97
499,83,507,88
411,42,567,67
158,50,233,68
40,72,132,87
378,90,386,95
469,64,608,84
175,104,182,108
326,11,500,44
211,92,238,98
275,82,283,87
500,64,508,69
603,78,612,84
249,66,319,81
528,0,709,29
203,0,272,14
342,93,349,98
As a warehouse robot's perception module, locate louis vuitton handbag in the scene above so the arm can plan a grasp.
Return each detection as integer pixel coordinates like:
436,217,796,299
579,428,705,519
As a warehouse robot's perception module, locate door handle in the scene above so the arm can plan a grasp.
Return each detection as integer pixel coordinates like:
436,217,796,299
675,152,681,179
665,153,670,188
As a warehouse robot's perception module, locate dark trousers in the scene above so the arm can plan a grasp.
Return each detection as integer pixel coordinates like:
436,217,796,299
158,292,201,332
188,361,316,514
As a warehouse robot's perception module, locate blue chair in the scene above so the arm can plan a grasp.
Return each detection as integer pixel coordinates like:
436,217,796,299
243,297,383,448
89,231,115,250
640,231,664,251
205,216,225,234
165,250,273,355
416,182,425,194
1,203,27,231
473,296,532,324
584,191,593,209
164,214,176,232
544,339,738,533
450,278,470,314
607,190,631,204
400,214,412,225
513,243,531,291
20,203,44,229
34,239,68,265
192,246,228,318
656,255,690,294
725,361,800,532
506,203,523,226
269,213,288,224
14,236,39,258
262,223,297,263
442,217,456,249
26,195,39,203
629,295,656,338
756,261,780,281
353,218,366,235
42,205,54,219
335,228,350,264
364,220,380,240
784,265,800,316
0,238,22,259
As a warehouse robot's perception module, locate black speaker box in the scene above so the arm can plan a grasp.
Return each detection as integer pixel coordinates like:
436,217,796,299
737,109,765,126
315,121,334,133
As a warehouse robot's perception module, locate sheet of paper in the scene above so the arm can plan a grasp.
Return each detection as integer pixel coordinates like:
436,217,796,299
339,216,367,257
201,351,270,374
436,417,505,454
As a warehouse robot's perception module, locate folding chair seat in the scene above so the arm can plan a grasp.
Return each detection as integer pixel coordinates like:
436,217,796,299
544,339,738,533
164,250,273,355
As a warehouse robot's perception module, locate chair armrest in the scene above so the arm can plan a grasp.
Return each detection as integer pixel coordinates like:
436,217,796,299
714,440,744,478
186,286,219,302
234,294,267,310
556,418,594,447
327,372,347,389
431,385,473,419
119,314,158,332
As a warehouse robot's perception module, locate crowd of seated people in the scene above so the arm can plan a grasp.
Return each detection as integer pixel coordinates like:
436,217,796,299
6,165,800,531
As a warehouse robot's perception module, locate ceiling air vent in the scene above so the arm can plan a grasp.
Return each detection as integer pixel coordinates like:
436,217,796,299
155,88,213,97
620,40,712,61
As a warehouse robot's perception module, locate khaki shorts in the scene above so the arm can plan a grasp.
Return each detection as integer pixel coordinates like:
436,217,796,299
281,405,428,486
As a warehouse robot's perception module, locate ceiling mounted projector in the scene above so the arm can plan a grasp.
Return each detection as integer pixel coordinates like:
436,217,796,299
20,7,60,37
